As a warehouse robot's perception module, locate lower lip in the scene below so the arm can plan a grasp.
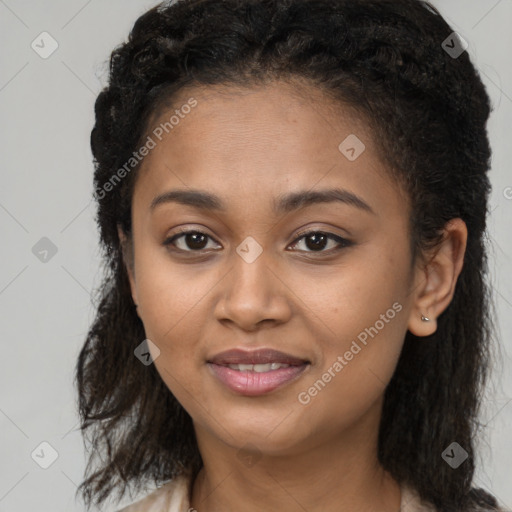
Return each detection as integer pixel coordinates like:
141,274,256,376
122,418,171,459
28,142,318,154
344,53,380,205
207,363,308,396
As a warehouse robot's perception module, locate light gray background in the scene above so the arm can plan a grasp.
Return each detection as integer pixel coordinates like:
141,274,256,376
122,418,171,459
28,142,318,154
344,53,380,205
0,1,511,511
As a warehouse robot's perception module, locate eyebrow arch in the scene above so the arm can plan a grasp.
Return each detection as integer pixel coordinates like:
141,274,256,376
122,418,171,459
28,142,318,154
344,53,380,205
273,188,375,216
150,187,375,215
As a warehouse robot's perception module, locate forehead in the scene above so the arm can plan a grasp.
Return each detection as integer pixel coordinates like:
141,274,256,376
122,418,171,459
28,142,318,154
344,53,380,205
148,79,367,157
132,80,407,220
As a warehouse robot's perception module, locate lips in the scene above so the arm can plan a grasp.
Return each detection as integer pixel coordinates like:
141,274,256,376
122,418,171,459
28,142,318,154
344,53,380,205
208,348,308,366
207,348,310,396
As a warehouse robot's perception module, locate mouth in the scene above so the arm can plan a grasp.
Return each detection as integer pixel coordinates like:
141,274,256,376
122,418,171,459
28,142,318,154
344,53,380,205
207,348,310,396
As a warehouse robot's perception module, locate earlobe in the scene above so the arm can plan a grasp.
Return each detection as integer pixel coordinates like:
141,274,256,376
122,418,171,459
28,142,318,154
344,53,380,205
117,225,139,308
407,218,468,337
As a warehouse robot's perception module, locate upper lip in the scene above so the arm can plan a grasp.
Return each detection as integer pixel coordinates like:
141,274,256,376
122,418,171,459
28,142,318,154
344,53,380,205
208,349,309,366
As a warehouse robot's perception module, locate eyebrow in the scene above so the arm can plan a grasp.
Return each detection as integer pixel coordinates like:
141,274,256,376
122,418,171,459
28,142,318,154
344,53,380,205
150,187,375,215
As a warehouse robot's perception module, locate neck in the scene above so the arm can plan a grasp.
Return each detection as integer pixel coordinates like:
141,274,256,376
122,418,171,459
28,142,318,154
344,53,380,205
190,401,401,512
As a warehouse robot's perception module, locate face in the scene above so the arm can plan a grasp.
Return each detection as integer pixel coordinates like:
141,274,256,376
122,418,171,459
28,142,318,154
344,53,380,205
124,80,421,457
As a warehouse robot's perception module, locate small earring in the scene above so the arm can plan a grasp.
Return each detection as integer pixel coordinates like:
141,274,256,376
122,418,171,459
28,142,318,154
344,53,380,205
421,314,430,322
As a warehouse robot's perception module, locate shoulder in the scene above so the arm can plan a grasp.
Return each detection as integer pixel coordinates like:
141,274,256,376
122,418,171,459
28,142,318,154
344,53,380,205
400,484,508,512
400,484,437,512
117,474,192,512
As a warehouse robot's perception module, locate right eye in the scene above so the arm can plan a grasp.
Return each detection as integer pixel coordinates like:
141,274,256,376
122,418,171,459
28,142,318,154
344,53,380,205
163,229,222,252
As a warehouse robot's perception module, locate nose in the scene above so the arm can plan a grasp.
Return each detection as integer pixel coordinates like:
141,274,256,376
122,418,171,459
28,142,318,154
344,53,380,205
213,248,293,332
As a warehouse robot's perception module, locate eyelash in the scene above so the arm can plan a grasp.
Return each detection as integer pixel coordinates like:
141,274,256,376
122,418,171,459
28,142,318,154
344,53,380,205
163,228,352,255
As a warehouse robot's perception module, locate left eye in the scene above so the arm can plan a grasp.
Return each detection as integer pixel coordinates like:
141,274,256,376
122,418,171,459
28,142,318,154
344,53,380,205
163,230,351,253
289,231,351,253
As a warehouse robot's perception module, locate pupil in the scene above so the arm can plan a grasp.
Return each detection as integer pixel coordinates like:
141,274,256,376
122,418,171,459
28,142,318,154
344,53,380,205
306,233,327,251
187,232,207,249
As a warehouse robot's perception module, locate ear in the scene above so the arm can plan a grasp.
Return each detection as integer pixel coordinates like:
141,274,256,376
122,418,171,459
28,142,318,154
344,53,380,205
117,225,138,308
407,218,467,337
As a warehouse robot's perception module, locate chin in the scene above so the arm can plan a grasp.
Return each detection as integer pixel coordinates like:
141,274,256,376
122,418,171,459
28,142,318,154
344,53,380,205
210,407,307,455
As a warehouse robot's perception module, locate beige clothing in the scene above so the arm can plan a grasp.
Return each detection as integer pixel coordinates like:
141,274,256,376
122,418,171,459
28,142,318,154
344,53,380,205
118,474,438,511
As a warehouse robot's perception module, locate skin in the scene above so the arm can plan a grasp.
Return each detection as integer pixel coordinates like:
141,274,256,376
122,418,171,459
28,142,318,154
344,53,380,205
119,80,467,512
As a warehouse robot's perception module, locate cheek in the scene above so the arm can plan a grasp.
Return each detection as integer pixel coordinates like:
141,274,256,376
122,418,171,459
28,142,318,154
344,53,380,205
296,241,410,389
134,246,212,338
134,260,208,408
296,302,406,434
297,249,408,341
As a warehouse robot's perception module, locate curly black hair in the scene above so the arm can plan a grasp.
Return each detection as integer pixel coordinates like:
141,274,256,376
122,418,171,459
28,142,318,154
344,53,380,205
76,0,500,510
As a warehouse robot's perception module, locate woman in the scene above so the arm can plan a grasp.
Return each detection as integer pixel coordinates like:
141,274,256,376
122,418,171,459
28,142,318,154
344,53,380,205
76,0,504,510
